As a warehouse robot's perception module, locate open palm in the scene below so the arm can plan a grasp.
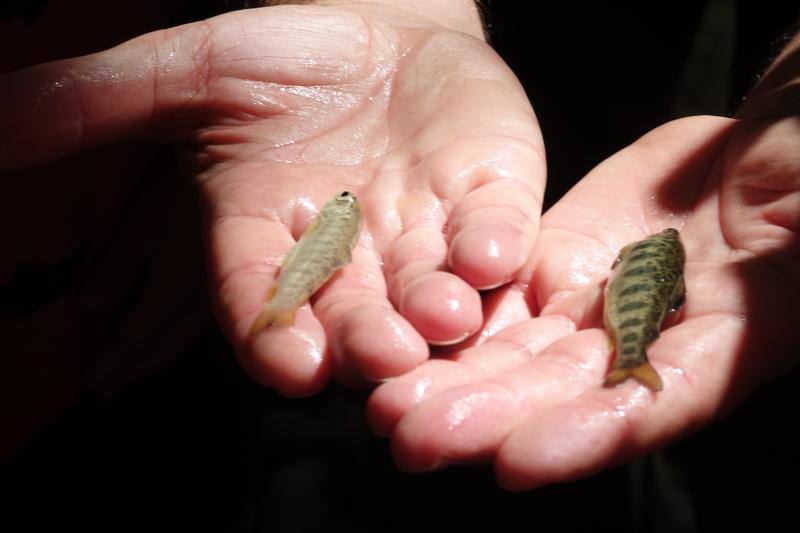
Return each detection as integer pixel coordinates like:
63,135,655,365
369,114,800,489
1,4,543,396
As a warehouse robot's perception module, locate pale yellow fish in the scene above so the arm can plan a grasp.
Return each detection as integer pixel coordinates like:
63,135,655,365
249,191,362,334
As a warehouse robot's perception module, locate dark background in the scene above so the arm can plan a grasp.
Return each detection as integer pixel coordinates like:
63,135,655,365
1,1,799,531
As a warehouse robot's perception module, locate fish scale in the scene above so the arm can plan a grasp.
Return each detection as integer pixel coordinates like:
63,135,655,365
249,191,362,333
603,228,686,391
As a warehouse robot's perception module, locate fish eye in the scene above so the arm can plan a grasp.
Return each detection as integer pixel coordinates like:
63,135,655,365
340,191,350,198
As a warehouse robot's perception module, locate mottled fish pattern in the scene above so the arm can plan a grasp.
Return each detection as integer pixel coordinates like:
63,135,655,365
249,191,362,334
603,228,686,391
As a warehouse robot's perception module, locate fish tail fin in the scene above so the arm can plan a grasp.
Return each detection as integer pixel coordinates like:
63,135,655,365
248,306,297,336
248,284,297,336
604,362,663,392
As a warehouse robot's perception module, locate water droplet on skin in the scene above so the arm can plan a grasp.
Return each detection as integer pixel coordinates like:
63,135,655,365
294,328,323,365
414,377,432,403
486,239,501,259
445,392,491,430
445,297,461,314
386,315,415,352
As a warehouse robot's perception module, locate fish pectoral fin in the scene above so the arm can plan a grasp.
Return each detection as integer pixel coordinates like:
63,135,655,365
265,283,278,301
669,275,686,312
604,362,663,392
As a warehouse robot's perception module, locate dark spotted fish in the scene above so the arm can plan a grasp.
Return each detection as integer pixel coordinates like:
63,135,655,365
603,228,686,391
249,191,362,334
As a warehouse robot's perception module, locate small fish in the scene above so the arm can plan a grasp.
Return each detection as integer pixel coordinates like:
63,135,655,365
249,191,362,334
603,228,686,391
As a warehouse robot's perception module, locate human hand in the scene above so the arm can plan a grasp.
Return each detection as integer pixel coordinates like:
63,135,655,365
0,3,207,457
367,108,800,489
0,2,544,396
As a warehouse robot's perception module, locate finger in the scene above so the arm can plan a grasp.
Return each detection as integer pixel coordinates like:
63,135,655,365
378,35,544,342
311,244,429,384
389,327,607,472
719,116,800,253
495,313,746,491
383,188,482,345
0,7,373,169
0,22,207,169
425,59,544,292
366,313,573,436
208,212,331,397
446,151,544,290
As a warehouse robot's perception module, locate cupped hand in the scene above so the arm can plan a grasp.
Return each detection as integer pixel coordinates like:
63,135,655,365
0,3,544,396
368,112,800,489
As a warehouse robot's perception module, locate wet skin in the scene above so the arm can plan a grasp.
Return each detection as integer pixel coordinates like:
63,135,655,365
0,3,544,398
368,114,800,490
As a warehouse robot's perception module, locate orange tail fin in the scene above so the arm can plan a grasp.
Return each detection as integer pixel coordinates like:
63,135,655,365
604,362,663,392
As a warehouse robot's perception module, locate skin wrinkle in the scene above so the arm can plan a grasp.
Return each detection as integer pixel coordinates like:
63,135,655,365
239,75,394,164
712,164,750,255
762,205,800,233
208,215,290,260
314,298,393,327
531,239,608,311
509,276,532,297
384,225,448,275
216,259,281,306
383,53,443,155
448,201,533,239
543,227,617,266
387,260,444,296
383,30,538,166
179,20,215,114
488,337,548,364
528,344,601,387
436,136,543,199
209,208,287,229
195,16,393,165
380,134,543,196
388,260,448,297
